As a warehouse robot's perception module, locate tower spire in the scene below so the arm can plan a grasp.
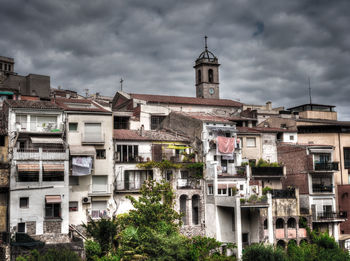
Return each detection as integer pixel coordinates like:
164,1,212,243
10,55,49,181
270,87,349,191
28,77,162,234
120,78,124,91
308,77,312,104
204,35,208,50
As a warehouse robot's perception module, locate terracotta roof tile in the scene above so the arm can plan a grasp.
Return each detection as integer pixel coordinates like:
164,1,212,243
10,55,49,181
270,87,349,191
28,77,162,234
54,98,111,113
129,93,242,107
5,100,61,110
113,129,189,142
172,112,233,123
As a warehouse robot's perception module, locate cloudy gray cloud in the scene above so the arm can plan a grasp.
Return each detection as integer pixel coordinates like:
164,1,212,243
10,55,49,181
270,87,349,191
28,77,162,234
1,0,349,119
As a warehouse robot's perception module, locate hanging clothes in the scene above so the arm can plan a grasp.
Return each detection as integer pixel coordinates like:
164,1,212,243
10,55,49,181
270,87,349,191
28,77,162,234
217,136,235,155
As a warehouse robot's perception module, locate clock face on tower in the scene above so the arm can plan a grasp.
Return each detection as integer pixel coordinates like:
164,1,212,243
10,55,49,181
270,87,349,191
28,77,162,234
209,88,215,95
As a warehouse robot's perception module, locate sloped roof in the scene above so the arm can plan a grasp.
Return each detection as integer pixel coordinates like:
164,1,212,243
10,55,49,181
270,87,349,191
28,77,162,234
113,129,189,142
237,126,294,134
172,112,232,123
5,100,61,110
129,93,242,107
54,98,111,113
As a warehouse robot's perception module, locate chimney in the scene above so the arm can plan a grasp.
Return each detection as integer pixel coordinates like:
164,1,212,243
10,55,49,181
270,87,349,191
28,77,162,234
140,124,144,137
266,101,272,111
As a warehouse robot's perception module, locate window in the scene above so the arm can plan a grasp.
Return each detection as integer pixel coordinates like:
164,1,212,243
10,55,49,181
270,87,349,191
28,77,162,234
123,170,153,190
20,197,29,208
246,137,256,147
208,69,214,83
228,188,236,196
84,123,102,142
18,223,25,233
91,201,107,219
151,116,165,130
45,203,61,218
166,170,172,181
289,135,294,141
96,149,106,159
208,185,213,195
69,122,78,131
192,195,200,225
240,185,244,191
18,171,39,182
115,145,138,162
43,166,64,181
180,195,187,225
30,115,57,132
114,116,129,129
16,115,27,130
69,201,78,212
197,69,202,83
0,136,5,146
344,148,350,169
69,176,79,186
218,188,227,195
92,176,108,193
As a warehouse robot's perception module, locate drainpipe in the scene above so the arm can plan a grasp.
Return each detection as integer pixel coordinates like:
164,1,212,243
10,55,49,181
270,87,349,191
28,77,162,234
338,132,343,185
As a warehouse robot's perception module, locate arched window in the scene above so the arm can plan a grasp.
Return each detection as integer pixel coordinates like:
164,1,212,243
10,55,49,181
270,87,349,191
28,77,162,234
197,69,202,83
288,239,297,246
276,218,284,229
208,69,213,83
277,240,286,249
299,239,308,245
180,195,187,225
287,218,296,228
264,219,268,229
192,195,200,225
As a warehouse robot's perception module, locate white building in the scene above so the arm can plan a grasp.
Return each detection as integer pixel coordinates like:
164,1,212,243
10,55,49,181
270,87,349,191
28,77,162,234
5,100,70,241
54,98,114,226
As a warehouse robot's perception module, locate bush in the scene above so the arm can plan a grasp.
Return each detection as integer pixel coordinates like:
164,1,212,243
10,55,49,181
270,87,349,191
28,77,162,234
242,244,287,261
262,186,272,195
16,248,81,261
85,240,102,261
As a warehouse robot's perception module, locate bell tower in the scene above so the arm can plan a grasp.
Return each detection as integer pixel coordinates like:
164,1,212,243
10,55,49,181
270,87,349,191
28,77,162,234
194,36,220,99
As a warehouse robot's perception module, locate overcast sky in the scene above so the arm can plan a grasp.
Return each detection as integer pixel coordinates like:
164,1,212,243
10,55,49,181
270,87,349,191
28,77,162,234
1,0,349,119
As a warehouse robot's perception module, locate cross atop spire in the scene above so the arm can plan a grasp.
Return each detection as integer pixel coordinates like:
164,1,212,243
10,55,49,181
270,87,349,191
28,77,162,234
120,78,124,91
204,35,208,50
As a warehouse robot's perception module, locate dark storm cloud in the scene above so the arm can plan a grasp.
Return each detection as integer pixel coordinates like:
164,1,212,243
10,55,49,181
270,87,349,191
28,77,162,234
1,0,350,119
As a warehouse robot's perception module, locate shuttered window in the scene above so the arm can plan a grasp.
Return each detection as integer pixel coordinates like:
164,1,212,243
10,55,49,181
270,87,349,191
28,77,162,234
92,176,108,192
84,123,102,142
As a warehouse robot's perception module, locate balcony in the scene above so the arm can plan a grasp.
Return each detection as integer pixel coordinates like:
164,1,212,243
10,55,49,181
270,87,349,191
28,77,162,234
13,148,69,161
15,123,63,134
88,209,108,219
272,188,295,199
314,162,339,171
312,184,333,193
82,133,105,145
114,179,149,192
315,212,346,222
177,178,201,189
240,195,268,208
115,152,151,163
251,166,284,177
88,184,113,196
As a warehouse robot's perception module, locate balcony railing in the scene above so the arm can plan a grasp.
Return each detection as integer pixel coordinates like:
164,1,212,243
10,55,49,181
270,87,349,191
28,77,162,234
114,179,149,192
15,123,63,133
251,166,284,177
177,178,201,189
13,148,69,160
115,152,152,163
88,209,108,219
312,184,333,193
272,188,295,199
88,184,113,196
82,133,105,144
314,162,339,171
316,212,345,220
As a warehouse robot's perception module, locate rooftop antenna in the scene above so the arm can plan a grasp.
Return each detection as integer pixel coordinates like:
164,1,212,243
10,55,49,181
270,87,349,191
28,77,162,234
308,77,312,104
120,78,124,91
84,88,89,98
204,35,208,50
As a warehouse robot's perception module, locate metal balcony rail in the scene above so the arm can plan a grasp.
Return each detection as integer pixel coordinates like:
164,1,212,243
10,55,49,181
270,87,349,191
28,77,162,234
115,152,152,163
314,162,339,171
317,212,343,220
177,178,201,189
272,188,296,199
312,184,333,193
251,166,284,176
115,179,151,191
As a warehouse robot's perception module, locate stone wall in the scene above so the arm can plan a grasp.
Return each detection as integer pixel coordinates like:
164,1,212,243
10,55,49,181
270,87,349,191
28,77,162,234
43,220,61,234
26,221,36,236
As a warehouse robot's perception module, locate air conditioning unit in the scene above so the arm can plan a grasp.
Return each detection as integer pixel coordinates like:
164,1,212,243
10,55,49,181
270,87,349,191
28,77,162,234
82,196,91,204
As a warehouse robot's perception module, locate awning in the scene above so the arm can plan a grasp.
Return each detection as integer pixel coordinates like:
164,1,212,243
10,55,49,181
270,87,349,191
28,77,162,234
70,145,96,156
228,184,237,188
43,164,64,172
208,184,213,187
308,148,333,154
0,91,13,95
218,184,227,189
45,195,61,204
17,164,40,172
167,145,191,149
31,137,63,144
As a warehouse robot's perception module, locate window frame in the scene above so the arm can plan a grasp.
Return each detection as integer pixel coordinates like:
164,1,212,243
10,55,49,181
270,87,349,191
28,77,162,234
68,122,78,132
96,149,106,159
45,203,61,219
19,197,29,208
69,201,78,212
246,137,256,148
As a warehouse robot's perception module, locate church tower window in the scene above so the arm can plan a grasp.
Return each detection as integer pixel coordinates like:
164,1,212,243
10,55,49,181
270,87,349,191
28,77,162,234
208,69,213,83
198,69,202,83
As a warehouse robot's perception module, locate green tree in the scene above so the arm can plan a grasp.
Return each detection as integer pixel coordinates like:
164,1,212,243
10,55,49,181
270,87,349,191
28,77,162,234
242,244,287,261
16,248,81,261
